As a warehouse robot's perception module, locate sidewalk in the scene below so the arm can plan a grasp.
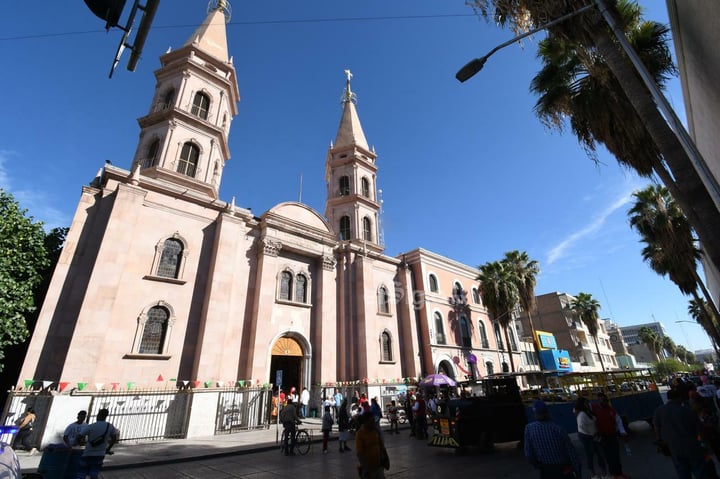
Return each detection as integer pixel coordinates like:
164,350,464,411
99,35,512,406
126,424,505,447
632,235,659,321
18,417,327,474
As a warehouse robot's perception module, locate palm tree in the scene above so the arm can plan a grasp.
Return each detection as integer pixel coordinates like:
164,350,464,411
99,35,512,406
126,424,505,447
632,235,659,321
570,292,605,371
467,0,720,280
502,251,541,359
661,335,676,360
675,345,688,364
477,260,520,372
628,185,720,322
637,326,662,362
688,298,720,355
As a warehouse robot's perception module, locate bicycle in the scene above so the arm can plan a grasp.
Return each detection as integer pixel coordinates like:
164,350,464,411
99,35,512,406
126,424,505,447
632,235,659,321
280,426,312,455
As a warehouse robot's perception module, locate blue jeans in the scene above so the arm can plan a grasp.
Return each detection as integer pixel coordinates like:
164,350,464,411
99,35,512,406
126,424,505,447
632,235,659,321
76,455,104,479
578,432,606,475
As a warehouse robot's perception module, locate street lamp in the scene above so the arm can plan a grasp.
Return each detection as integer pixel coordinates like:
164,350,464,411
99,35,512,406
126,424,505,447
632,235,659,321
455,0,720,211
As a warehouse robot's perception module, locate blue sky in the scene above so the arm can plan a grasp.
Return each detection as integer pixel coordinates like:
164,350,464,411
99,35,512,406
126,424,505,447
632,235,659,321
0,1,711,352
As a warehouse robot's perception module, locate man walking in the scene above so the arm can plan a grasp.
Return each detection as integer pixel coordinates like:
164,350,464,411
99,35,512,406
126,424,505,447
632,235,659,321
76,408,119,479
63,410,88,447
300,387,310,418
655,388,717,479
524,400,581,479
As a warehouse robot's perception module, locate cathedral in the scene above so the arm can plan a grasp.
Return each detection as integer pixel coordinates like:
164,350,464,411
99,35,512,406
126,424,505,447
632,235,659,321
17,3,524,396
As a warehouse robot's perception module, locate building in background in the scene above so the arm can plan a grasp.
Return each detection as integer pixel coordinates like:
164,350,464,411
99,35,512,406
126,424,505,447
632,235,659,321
605,321,642,369
620,322,669,364
666,1,720,306
515,292,617,372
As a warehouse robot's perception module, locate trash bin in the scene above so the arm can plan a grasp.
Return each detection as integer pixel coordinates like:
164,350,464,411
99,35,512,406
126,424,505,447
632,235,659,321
37,446,83,479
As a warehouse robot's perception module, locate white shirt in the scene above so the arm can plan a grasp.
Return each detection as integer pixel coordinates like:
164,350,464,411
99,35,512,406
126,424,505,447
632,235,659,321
300,389,310,406
576,410,597,436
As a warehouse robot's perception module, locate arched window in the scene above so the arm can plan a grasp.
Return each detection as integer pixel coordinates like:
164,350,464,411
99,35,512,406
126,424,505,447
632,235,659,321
144,139,161,168
191,92,210,119
434,312,446,345
486,361,494,375
157,238,183,278
362,217,372,241
177,142,199,177
279,271,292,301
494,322,504,350
339,176,350,196
478,320,489,348
381,331,392,362
378,286,390,314
428,274,439,293
361,177,370,198
453,282,465,304
139,306,169,354
472,288,480,304
295,274,307,303
459,315,472,348
502,362,510,373
339,216,351,240
163,88,175,109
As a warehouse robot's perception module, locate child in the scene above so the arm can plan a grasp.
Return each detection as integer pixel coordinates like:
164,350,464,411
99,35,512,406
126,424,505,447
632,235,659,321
322,405,334,453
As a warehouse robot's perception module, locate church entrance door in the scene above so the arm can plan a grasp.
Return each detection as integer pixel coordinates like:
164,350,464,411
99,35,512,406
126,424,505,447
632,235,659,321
270,336,303,394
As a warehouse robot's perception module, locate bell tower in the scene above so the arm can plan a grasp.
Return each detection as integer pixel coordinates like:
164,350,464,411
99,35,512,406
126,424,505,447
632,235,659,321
324,71,382,249
130,0,240,199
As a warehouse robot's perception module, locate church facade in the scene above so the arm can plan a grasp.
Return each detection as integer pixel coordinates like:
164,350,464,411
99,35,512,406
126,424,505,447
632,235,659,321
17,4,523,396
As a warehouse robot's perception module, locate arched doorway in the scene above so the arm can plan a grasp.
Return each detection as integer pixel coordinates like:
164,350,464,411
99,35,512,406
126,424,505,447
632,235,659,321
438,360,455,379
270,336,304,394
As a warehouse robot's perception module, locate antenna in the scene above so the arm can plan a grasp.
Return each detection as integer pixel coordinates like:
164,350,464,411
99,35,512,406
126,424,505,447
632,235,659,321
298,173,303,203
377,188,385,247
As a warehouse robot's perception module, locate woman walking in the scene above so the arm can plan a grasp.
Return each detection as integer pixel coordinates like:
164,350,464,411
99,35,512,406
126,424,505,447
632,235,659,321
574,397,607,479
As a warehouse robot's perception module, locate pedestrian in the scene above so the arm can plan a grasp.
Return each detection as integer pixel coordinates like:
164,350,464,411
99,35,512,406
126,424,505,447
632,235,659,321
370,397,383,429
592,392,629,479
12,407,38,455
574,397,607,479
279,397,301,456
387,400,399,434
412,392,428,439
404,394,416,437
356,411,387,479
524,400,581,479
322,405,334,453
655,388,718,479
75,408,120,479
338,398,352,452
334,390,344,420
300,387,310,418
63,410,88,448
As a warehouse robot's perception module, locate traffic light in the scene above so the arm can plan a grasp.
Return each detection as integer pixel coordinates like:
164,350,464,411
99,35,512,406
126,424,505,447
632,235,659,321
83,0,127,29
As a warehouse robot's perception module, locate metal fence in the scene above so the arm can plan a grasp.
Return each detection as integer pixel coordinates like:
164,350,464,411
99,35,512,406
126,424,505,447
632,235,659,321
3,386,274,444
86,389,191,441
214,386,272,434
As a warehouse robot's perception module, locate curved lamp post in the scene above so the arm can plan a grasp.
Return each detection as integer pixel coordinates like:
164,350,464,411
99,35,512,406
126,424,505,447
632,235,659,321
455,0,720,211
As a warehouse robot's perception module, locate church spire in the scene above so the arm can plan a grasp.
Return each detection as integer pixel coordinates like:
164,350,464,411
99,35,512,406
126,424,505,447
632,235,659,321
183,0,231,62
334,69,369,151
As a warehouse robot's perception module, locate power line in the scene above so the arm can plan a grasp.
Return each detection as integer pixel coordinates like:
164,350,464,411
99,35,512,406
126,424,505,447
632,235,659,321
0,13,475,42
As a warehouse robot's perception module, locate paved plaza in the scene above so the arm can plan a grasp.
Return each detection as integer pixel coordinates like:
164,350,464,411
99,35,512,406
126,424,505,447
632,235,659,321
17,416,680,478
